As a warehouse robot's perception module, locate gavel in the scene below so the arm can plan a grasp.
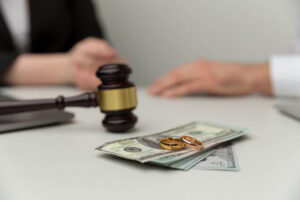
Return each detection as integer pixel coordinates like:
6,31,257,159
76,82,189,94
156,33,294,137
0,63,138,133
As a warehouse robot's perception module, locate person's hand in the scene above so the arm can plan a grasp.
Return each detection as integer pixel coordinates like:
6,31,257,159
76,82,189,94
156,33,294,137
148,60,272,97
69,37,124,90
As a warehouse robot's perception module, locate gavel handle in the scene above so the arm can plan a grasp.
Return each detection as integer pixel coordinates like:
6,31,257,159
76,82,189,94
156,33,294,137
0,92,99,115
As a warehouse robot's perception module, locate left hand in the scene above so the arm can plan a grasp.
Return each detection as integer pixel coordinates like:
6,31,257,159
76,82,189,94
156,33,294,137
148,60,272,97
69,37,125,90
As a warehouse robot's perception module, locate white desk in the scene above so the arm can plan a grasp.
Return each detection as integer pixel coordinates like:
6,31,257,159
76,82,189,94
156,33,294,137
0,86,300,200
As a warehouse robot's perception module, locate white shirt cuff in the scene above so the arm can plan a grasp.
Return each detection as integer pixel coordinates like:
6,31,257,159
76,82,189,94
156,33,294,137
270,56,300,97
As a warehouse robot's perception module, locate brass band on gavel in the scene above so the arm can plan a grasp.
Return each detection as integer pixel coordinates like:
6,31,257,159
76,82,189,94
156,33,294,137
97,87,137,111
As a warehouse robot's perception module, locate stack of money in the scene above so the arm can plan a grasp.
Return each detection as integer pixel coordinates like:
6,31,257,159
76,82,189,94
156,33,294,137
96,122,247,171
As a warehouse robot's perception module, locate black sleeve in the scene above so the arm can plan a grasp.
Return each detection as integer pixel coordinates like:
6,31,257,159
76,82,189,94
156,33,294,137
70,0,106,43
0,10,19,79
0,50,19,79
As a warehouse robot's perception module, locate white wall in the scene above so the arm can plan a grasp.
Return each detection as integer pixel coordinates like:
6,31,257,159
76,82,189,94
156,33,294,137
94,0,300,86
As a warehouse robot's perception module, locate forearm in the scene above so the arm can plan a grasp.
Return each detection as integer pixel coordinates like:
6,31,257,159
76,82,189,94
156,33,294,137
3,53,73,85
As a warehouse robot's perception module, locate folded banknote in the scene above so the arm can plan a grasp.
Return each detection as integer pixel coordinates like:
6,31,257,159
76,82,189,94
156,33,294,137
96,122,248,166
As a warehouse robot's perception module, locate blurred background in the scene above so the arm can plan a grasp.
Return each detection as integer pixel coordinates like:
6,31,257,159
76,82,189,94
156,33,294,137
94,0,300,86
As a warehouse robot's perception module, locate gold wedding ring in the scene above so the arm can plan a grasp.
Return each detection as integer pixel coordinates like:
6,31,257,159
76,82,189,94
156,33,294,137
181,135,203,150
160,138,185,150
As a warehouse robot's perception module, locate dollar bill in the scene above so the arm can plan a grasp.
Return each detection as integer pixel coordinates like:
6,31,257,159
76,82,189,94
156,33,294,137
165,148,217,170
150,147,217,170
192,143,240,171
96,122,247,163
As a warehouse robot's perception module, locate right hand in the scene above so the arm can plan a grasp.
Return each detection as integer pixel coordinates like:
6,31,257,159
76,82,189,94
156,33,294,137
148,60,272,97
69,37,124,90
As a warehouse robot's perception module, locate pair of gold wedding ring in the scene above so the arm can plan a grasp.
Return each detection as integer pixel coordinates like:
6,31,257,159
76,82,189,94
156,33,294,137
160,135,203,151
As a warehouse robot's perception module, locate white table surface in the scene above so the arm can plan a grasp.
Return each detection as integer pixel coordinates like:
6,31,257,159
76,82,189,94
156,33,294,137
0,86,300,200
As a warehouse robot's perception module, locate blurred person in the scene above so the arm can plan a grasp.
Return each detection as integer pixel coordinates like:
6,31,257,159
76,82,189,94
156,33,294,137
149,25,300,97
0,0,123,90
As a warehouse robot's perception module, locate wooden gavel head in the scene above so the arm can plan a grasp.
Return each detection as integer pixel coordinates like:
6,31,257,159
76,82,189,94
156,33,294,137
96,63,138,133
